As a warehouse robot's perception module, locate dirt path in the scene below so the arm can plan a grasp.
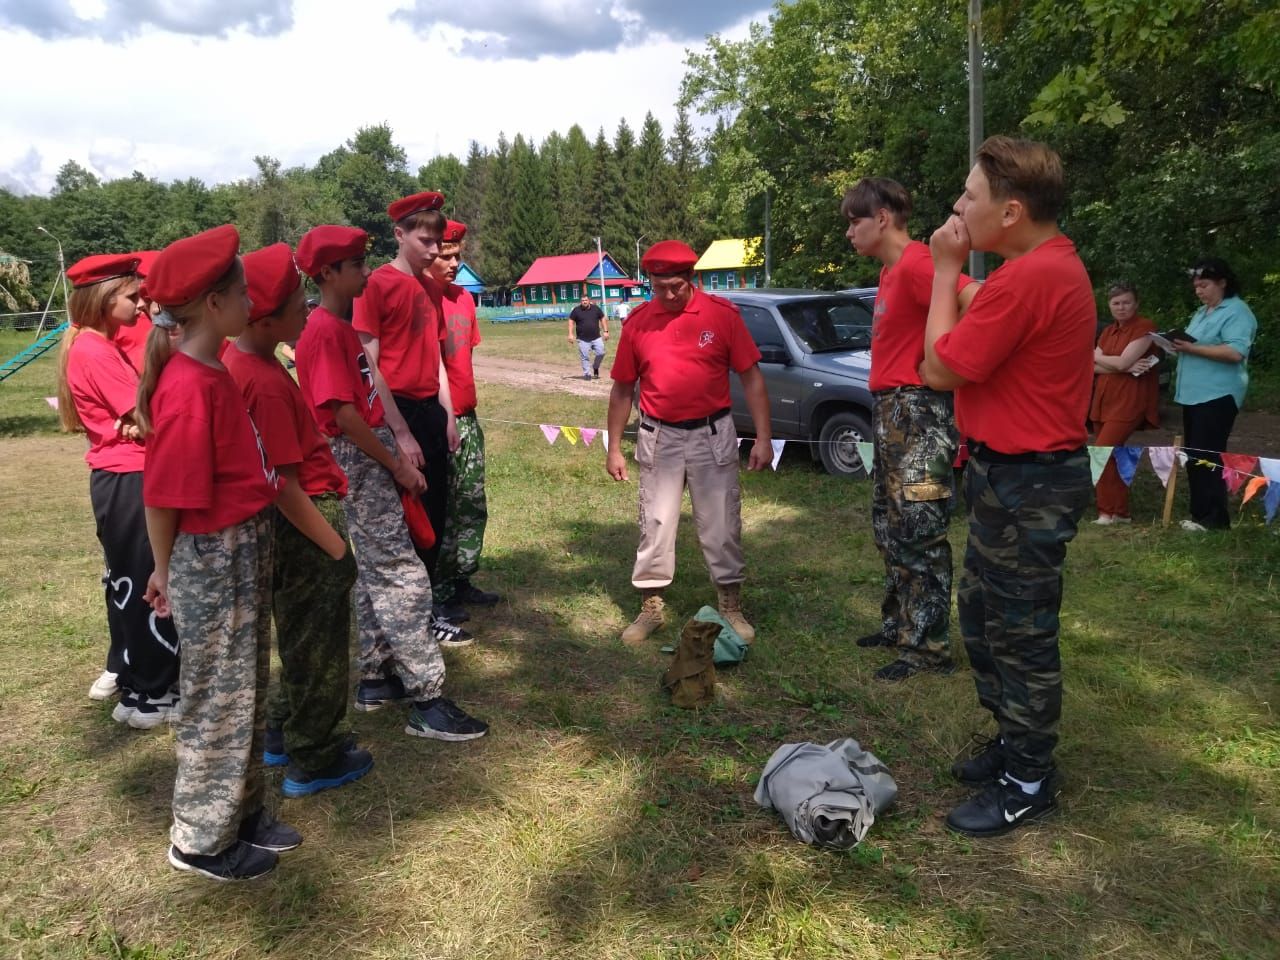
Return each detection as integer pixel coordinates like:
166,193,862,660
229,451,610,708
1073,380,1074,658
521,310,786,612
473,354,613,399
474,355,1280,458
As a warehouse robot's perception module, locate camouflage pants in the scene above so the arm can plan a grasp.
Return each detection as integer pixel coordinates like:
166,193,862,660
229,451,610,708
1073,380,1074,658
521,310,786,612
331,427,445,701
267,495,358,774
958,451,1091,782
434,412,489,604
167,510,273,856
871,388,957,665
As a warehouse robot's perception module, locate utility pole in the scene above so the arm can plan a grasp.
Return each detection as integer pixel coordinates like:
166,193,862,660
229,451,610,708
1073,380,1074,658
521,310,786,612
594,236,607,316
763,189,773,288
968,0,986,280
36,226,70,336
634,234,647,287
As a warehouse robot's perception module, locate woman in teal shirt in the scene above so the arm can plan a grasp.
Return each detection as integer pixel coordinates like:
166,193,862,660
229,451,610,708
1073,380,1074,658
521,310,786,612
1172,258,1257,531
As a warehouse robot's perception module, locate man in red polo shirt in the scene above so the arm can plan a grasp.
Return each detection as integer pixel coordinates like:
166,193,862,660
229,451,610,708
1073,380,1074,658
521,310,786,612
353,191,461,616
843,176,978,682
606,240,772,646
921,136,1095,837
423,220,501,612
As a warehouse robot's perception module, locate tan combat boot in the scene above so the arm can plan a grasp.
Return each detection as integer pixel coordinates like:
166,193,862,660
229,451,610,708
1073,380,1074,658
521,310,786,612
716,583,755,643
621,589,666,645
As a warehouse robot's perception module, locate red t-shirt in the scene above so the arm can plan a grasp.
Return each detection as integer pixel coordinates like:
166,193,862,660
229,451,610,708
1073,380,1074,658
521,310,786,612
870,241,972,391
113,312,153,374
295,306,386,437
65,329,146,472
143,352,282,534
934,235,1096,453
426,277,482,415
223,346,348,498
610,290,762,421
352,264,444,400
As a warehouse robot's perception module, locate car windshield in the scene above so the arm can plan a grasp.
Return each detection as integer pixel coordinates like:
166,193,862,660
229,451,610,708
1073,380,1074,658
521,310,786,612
777,297,874,353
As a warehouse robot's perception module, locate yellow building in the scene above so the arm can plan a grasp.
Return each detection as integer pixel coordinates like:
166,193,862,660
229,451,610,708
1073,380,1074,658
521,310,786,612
693,238,765,292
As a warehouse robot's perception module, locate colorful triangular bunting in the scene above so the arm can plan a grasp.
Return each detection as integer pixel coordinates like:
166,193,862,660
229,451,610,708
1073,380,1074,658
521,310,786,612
539,424,559,444
770,439,786,471
1088,445,1114,486
1147,447,1176,487
560,426,581,445
580,428,598,447
1113,446,1143,486
855,441,874,474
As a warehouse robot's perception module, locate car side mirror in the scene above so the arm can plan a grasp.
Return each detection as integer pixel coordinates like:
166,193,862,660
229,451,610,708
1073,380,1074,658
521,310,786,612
758,344,790,365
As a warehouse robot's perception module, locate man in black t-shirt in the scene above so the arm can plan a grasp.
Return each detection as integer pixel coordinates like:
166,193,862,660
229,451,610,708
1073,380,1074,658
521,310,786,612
567,295,609,380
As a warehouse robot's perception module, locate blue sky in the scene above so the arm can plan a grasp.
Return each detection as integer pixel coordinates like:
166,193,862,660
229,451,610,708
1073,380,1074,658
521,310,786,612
0,0,768,194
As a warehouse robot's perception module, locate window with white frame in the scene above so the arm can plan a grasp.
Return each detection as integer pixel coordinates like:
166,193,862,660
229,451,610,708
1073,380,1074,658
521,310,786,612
727,272,737,289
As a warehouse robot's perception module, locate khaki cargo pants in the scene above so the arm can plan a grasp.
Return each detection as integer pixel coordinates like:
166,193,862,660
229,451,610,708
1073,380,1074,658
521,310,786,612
631,413,744,590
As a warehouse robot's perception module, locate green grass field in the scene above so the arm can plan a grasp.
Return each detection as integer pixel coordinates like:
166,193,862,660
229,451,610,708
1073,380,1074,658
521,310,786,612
0,334,1277,959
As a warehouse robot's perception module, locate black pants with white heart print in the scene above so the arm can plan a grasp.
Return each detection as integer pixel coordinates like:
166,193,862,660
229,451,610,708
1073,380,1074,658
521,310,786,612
90,470,180,698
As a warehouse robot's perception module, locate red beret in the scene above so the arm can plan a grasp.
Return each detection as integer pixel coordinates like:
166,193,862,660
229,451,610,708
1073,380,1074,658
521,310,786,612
387,191,445,222
131,250,160,278
641,240,698,276
243,243,301,322
296,225,368,277
66,253,140,288
442,220,467,243
147,225,240,306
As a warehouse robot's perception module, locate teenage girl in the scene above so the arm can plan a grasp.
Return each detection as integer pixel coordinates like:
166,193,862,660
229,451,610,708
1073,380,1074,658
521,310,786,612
133,225,300,882
58,254,180,726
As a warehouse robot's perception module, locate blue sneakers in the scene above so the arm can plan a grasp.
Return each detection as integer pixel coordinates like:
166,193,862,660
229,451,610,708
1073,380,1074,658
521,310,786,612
281,746,375,798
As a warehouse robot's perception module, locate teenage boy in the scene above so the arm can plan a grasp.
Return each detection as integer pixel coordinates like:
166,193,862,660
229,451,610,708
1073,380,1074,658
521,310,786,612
843,177,978,682
293,225,487,742
423,220,501,612
226,243,373,797
353,192,459,600
921,136,1095,837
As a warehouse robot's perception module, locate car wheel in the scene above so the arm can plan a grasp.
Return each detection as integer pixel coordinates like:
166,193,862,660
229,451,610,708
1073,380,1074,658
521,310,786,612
817,410,872,478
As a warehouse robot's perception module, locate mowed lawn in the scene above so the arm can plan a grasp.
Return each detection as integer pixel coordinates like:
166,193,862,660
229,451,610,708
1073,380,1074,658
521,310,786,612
0,328,1277,960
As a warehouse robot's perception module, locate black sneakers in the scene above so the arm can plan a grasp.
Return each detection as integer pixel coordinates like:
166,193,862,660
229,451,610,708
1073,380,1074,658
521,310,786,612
432,619,474,648
282,745,374,799
405,697,489,741
454,578,501,606
355,675,410,712
945,774,1060,837
951,734,1004,785
855,631,893,648
239,808,303,852
874,658,955,682
432,602,470,624
168,841,278,881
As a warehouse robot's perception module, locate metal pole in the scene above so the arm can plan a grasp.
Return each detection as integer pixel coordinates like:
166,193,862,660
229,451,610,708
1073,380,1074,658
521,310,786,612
763,189,773,288
595,236,607,316
634,234,646,286
967,0,985,280
36,226,70,337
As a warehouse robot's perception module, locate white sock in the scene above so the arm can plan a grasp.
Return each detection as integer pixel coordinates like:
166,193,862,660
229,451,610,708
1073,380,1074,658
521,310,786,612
1007,774,1042,795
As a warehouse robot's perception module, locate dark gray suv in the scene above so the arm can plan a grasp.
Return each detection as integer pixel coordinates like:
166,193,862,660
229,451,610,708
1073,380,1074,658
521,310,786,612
723,288,877,477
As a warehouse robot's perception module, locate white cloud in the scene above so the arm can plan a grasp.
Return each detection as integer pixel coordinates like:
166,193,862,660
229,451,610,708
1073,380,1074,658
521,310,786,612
0,0,769,196
0,0,293,39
